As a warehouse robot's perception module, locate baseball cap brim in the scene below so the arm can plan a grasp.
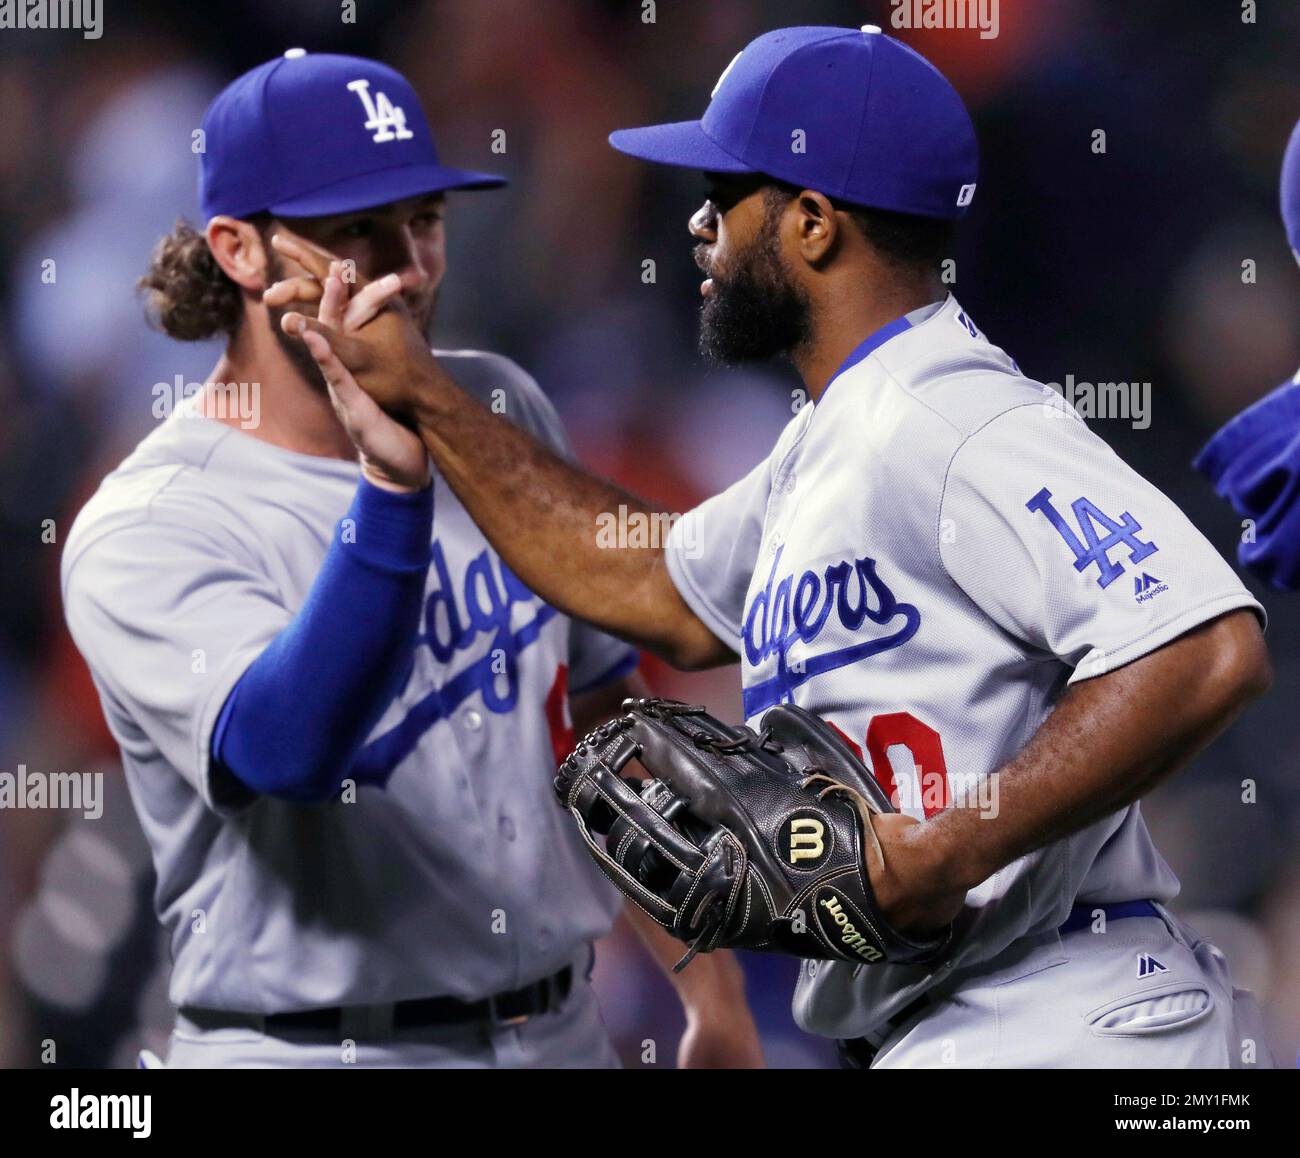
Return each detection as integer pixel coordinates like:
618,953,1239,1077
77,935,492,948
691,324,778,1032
267,162,506,218
608,120,754,174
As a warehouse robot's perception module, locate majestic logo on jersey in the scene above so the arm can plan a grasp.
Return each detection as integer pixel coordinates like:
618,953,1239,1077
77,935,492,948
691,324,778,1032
1134,572,1168,602
954,307,981,338
741,547,920,717
353,541,556,776
1136,952,1167,978
778,811,832,869
1026,487,1157,589
347,78,414,143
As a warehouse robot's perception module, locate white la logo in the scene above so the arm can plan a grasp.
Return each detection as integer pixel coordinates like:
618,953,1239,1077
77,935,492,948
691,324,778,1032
347,78,414,143
712,51,742,98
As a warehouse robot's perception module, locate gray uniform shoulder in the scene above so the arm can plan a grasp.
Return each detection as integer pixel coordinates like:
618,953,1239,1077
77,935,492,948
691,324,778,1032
434,348,571,457
869,298,1051,443
61,417,253,598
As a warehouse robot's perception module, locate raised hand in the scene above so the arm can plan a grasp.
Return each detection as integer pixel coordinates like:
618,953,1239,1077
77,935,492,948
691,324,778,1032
266,233,440,420
262,232,403,332
264,242,430,493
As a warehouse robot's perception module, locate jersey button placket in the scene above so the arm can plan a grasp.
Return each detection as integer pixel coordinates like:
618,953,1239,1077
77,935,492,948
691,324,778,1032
446,710,489,841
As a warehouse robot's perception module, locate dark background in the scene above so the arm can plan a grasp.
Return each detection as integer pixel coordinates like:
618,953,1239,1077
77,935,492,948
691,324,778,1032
0,0,1297,1068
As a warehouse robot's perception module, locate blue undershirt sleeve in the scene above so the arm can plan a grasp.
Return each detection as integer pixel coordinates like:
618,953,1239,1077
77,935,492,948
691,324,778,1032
211,476,434,803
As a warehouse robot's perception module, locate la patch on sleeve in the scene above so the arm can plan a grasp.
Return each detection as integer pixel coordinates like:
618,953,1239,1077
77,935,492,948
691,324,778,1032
1025,487,1159,591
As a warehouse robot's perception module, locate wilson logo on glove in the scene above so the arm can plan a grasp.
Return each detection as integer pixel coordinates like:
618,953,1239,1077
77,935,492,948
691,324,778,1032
816,891,884,963
554,698,953,971
778,811,832,868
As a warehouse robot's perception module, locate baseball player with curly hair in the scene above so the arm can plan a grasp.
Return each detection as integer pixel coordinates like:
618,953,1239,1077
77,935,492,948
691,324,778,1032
275,27,1276,1068
61,50,763,1069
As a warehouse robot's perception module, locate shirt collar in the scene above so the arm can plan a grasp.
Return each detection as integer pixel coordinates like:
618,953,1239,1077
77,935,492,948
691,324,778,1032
823,298,947,396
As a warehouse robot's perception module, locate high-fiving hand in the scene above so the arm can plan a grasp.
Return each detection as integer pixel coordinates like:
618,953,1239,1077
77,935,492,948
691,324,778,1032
263,233,435,493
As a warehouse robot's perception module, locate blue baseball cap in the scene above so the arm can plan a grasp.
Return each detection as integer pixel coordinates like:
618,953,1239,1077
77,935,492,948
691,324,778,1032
1282,115,1300,257
609,25,978,220
199,49,505,221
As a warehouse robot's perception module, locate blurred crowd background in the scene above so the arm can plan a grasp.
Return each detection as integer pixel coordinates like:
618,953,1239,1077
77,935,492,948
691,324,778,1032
1,0,1298,1069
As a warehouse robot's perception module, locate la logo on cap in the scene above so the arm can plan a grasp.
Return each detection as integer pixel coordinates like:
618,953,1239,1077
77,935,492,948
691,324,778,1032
712,51,742,98
347,78,413,143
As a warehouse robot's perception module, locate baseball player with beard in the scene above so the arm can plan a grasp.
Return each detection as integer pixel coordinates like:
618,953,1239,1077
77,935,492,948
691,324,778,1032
61,50,762,1069
274,27,1278,1068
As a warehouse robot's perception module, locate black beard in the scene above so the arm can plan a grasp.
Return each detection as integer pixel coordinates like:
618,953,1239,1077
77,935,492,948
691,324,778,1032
697,226,812,366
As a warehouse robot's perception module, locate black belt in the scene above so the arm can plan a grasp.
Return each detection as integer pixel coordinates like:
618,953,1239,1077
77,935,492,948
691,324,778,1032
837,993,928,1070
181,964,573,1037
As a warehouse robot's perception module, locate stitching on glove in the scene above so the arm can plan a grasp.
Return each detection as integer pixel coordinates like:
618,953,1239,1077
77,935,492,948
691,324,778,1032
570,806,677,919
718,832,749,933
587,778,694,873
614,825,638,864
677,842,717,930
750,865,776,921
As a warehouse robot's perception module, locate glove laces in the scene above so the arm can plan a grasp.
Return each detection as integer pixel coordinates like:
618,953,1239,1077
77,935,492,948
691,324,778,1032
800,772,887,868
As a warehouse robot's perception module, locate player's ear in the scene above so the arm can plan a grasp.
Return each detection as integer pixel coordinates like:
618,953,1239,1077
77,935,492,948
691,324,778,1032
206,216,273,293
792,190,839,265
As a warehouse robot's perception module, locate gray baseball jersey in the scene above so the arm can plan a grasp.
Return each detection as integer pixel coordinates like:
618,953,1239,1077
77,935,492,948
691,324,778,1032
62,350,634,1014
663,295,1264,1040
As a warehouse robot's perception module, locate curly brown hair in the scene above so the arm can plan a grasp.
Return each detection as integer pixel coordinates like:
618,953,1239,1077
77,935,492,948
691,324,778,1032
138,217,270,341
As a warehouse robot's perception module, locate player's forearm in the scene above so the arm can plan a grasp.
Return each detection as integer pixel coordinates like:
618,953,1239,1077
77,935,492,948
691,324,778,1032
409,369,726,668
918,609,1271,898
213,479,433,803
621,903,749,1010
